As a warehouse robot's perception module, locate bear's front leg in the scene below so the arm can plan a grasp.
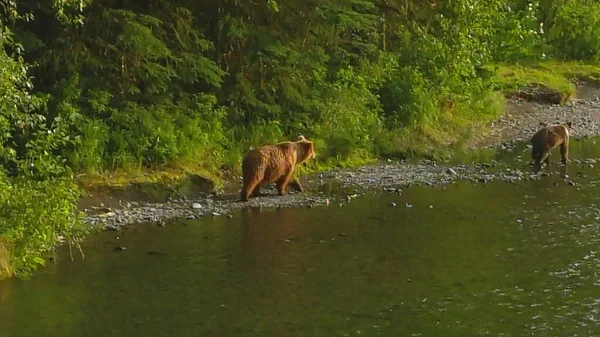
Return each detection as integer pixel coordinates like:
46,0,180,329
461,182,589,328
560,141,569,164
276,172,294,196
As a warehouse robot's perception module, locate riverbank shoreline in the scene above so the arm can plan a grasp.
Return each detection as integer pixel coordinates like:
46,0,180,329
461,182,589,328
3,78,600,281
82,83,600,230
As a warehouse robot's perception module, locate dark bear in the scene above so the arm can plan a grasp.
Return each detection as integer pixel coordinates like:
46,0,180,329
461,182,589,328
531,121,572,168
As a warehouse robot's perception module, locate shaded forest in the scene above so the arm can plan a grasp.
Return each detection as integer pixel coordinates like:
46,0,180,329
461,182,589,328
2,0,600,276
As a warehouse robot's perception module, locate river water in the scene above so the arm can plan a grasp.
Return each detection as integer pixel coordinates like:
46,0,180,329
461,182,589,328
3,139,600,336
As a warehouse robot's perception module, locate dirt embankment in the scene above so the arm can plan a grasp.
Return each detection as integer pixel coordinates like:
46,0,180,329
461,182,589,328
83,84,600,230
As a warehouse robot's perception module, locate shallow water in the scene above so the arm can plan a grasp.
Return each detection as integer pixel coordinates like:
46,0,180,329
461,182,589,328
4,140,600,336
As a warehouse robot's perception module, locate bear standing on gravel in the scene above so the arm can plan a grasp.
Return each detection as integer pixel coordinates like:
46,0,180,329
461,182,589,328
240,135,316,202
530,121,572,168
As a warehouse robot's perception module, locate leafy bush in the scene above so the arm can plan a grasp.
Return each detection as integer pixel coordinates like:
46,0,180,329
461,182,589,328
0,173,87,277
547,0,600,61
0,5,88,279
379,1,504,136
310,65,384,162
491,1,546,62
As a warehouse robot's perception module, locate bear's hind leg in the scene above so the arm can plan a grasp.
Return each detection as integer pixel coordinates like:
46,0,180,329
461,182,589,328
240,185,250,202
241,179,261,202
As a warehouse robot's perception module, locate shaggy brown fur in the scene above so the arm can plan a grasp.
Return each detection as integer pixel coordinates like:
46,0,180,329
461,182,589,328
240,135,316,201
530,121,572,168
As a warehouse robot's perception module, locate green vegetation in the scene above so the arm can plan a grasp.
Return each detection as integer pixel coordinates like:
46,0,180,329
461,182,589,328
0,0,92,279
2,0,600,278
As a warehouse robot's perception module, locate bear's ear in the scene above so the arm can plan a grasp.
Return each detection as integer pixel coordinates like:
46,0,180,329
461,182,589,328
566,121,572,128
295,139,316,163
297,135,306,141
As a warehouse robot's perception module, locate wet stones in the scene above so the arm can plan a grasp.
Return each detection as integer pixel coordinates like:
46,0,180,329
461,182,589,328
84,191,333,230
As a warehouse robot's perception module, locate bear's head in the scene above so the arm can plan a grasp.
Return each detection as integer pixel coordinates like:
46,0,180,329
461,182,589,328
295,135,316,163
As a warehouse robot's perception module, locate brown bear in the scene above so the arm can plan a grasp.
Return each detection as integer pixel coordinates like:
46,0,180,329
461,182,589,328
240,135,316,201
530,121,572,168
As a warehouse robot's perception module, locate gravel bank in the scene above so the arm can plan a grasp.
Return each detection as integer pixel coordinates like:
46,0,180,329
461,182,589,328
480,93,600,148
86,159,587,230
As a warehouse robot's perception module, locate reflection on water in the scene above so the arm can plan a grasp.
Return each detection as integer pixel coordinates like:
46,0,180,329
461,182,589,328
4,139,600,336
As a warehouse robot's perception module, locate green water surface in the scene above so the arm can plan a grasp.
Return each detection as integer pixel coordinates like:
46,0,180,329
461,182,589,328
3,139,600,336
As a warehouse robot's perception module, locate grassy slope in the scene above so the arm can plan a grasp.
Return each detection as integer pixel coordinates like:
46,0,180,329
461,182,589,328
494,60,600,102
